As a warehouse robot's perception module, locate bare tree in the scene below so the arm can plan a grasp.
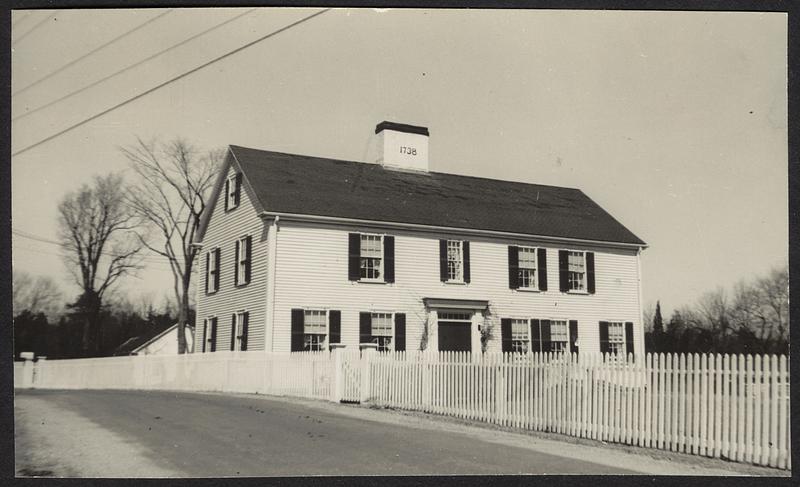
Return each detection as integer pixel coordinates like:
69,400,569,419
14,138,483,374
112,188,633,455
57,173,142,355
12,270,63,319
121,137,221,354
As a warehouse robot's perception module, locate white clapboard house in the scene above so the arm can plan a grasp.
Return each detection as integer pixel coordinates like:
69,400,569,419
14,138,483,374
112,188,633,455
193,122,647,357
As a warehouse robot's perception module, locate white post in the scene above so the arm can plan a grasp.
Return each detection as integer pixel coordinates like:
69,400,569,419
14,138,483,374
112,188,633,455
360,348,375,404
332,348,343,403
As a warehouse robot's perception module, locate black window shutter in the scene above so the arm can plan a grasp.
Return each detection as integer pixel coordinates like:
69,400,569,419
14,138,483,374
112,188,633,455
530,319,542,353
234,239,240,285
537,248,548,291
599,321,610,355
202,320,207,353
329,310,341,346
558,250,569,292
439,240,448,282
230,314,237,351
214,248,220,291
569,320,578,355
383,236,395,283
500,318,512,353
359,312,372,344
508,246,519,289
244,235,252,284
205,252,210,294
463,241,471,283
210,318,217,352
348,233,361,281
541,319,552,353
241,313,249,351
224,178,230,211
394,313,406,351
586,252,596,294
234,173,242,207
625,321,635,358
291,309,304,352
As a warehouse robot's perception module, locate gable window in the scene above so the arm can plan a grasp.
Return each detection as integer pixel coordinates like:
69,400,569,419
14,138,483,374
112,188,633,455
235,235,252,286
230,311,249,351
205,248,220,294
225,173,242,211
567,251,586,291
360,234,383,280
371,312,393,352
303,310,328,351
518,247,537,289
510,319,530,354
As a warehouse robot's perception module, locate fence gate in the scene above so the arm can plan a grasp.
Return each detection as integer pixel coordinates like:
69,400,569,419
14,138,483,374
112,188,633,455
339,350,362,403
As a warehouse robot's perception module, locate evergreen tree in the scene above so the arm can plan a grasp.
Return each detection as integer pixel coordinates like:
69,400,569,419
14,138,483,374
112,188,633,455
653,301,664,334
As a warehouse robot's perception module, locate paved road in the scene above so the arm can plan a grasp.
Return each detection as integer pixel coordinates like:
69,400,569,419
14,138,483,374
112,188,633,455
15,391,756,477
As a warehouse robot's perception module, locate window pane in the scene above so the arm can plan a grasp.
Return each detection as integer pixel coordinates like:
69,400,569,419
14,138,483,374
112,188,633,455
438,311,472,321
304,310,327,333
371,313,393,336
518,247,536,268
608,322,624,342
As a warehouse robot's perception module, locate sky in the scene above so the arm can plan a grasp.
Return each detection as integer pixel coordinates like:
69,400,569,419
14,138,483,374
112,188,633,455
11,8,788,316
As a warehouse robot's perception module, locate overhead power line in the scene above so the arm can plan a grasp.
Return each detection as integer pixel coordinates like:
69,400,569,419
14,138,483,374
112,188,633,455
13,9,173,97
12,8,331,158
14,8,257,122
12,10,60,46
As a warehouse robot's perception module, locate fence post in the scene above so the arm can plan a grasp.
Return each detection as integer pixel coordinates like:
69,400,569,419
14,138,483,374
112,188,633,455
332,349,343,403
360,349,374,404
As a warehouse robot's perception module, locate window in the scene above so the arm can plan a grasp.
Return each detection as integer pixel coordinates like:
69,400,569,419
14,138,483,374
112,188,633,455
518,247,537,289
567,251,586,291
235,236,251,286
371,312,393,352
549,320,569,353
510,319,530,353
206,248,219,294
446,240,463,282
607,321,626,356
226,174,240,210
303,310,327,351
231,311,248,351
438,311,472,321
204,317,217,352
360,234,383,280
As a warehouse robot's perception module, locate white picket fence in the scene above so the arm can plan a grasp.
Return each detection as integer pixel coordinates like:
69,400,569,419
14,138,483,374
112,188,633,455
359,351,791,470
14,350,790,470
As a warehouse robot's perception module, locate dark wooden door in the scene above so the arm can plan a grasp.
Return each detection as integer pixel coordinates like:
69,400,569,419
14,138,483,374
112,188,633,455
438,322,472,352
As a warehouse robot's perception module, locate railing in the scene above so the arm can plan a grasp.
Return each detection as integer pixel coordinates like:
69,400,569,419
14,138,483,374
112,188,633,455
15,350,790,470
360,351,790,470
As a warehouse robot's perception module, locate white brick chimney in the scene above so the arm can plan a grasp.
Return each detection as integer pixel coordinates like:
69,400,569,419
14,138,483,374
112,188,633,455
375,121,429,172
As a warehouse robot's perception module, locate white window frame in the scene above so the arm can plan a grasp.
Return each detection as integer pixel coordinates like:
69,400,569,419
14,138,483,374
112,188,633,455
510,318,530,354
206,248,219,294
303,309,329,352
445,240,464,283
226,174,239,210
204,316,216,352
566,250,587,293
548,319,570,354
370,311,395,352
607,321,627,358
232,310,247,351
359,233,384,282
235,235,250,286
517,246,539,291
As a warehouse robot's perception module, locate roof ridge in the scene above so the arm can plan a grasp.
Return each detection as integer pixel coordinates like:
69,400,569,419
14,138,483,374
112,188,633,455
228,144,581,192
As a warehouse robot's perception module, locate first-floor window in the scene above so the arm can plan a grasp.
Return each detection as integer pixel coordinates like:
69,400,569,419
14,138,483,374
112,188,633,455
303,310,327,351
203,317,217,352
511,319,530,353
549,320,569,353
607,321,626,356
371,312,393,352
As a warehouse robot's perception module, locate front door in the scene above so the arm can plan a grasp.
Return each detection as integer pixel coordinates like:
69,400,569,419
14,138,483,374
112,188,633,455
438,323,471,351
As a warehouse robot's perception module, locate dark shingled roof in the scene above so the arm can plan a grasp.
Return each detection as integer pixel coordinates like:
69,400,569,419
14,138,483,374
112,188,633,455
229,145,646,246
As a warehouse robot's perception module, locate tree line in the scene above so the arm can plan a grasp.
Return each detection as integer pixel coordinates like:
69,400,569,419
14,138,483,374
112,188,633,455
14,138,221,359
644,265,789,355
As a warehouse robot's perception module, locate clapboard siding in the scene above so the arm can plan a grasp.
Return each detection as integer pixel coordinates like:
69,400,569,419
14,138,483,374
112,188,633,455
272,221,643,354
195,165,269,352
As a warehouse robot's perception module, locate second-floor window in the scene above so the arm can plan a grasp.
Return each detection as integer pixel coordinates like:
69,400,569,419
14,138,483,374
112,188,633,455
567,251,586,291
235,236,252,286
205,248,220,294
447,240,463,282
360,234,383,280
559,250,595,294
518,247,537,289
